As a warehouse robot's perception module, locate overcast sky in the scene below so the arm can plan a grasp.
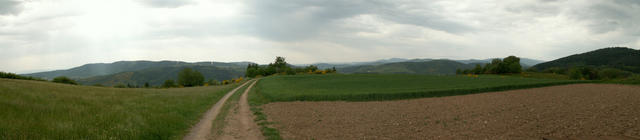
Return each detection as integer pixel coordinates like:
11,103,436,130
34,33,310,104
1,0,639,73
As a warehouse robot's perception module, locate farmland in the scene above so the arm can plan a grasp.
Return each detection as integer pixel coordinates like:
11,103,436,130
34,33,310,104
254,74,581,102
0,78,242,139
263,84,640,139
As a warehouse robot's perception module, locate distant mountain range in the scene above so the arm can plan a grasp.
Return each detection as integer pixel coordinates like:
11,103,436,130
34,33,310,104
24,60,249,80
306,57,545,70
77,65,245,86
17,47,640,86
531,47,640,73
337,60,476,75
21,57,544,86
23,61,248,86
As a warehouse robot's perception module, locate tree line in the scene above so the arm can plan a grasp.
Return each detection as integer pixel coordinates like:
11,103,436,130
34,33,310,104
456,56,522,75
245,56,337,78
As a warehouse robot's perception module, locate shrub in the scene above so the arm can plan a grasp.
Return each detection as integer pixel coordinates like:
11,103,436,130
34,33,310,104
52,76,78,85
114,84,126,88
568,67,598,80
162,80,176,88
598,68,632,80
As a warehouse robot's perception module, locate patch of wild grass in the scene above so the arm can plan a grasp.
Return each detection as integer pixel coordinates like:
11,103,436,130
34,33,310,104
0,78,240,139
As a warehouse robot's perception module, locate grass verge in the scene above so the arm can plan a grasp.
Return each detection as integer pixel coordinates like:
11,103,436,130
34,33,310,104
0,78,241,139
248,80,282,140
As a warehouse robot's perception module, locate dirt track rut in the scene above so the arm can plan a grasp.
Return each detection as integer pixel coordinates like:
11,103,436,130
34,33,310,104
183,80,253,140
217,80,264,140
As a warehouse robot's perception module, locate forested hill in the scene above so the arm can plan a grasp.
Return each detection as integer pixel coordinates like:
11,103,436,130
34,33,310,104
338,60,476,75
23,60,249,80
531,47,640,73
77,65,245,86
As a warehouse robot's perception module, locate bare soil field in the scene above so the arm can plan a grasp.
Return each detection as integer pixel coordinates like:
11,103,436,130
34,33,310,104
263,84,640,139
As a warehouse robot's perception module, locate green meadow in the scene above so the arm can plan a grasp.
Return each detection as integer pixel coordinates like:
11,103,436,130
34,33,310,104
0,78,241,139
253,74,581,102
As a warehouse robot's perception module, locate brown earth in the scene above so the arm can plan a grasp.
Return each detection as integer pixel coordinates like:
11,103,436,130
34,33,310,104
216,80,264,140
263,84,640,140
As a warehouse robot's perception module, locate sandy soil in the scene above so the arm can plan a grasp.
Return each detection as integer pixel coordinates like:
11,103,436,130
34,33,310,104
216,80,264,140
263,84,640,140
183,80,253,140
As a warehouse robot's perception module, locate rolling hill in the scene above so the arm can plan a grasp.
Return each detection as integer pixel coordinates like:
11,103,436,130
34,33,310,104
77,65,245,86
23,60,249,80
308,58,544,70
531,47,640,73
338,60,475,75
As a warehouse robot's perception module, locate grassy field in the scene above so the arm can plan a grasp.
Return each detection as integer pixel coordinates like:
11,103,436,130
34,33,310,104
0,78,241,139
254,74,582,102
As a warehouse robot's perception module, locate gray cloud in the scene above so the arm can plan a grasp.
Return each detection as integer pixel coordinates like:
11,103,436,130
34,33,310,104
570,1,640,35
137,0,193,8
241,0,474,42
0,0,23,15
2,0,640,73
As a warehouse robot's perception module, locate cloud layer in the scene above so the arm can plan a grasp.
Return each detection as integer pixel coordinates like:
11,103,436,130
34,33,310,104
1,0,639,73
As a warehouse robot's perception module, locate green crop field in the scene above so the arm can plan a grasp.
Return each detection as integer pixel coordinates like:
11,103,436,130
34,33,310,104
253,74,582,102
0,78,241,139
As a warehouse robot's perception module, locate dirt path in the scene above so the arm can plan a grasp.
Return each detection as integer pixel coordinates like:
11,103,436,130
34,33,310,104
217,80,264,140
264,84,640,139
183,80,254,140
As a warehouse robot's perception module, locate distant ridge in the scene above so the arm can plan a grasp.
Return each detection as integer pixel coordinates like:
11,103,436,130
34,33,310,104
23,60,250,80
307,57,544,70
338,60,475,75
531,47,640,73
77,65,245,86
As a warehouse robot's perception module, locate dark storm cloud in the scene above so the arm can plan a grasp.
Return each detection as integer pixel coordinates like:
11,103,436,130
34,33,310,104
242,0,474,41
574,1,640,35
137,0,193,8
0,0,23,15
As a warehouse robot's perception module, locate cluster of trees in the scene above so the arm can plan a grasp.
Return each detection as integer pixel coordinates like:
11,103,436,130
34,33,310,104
245,56,337,78
457,56,522,75
159,68,243,88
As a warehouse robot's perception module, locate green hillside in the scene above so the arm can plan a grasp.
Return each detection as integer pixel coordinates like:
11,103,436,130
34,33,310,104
77,65,245,86
24,61,248,80
0,78,242,139
532,47,640,73
338,60,475,75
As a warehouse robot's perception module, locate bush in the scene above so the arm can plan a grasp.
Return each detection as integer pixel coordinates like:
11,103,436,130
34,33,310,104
177,68,205,87
598,68,632,80
114,84,126,88
52,76,78,85
567,67,598,80
162,80,176,88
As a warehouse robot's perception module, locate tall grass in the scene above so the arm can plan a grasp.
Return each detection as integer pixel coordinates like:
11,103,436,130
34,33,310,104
256,74,583,102
0,78,241,139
